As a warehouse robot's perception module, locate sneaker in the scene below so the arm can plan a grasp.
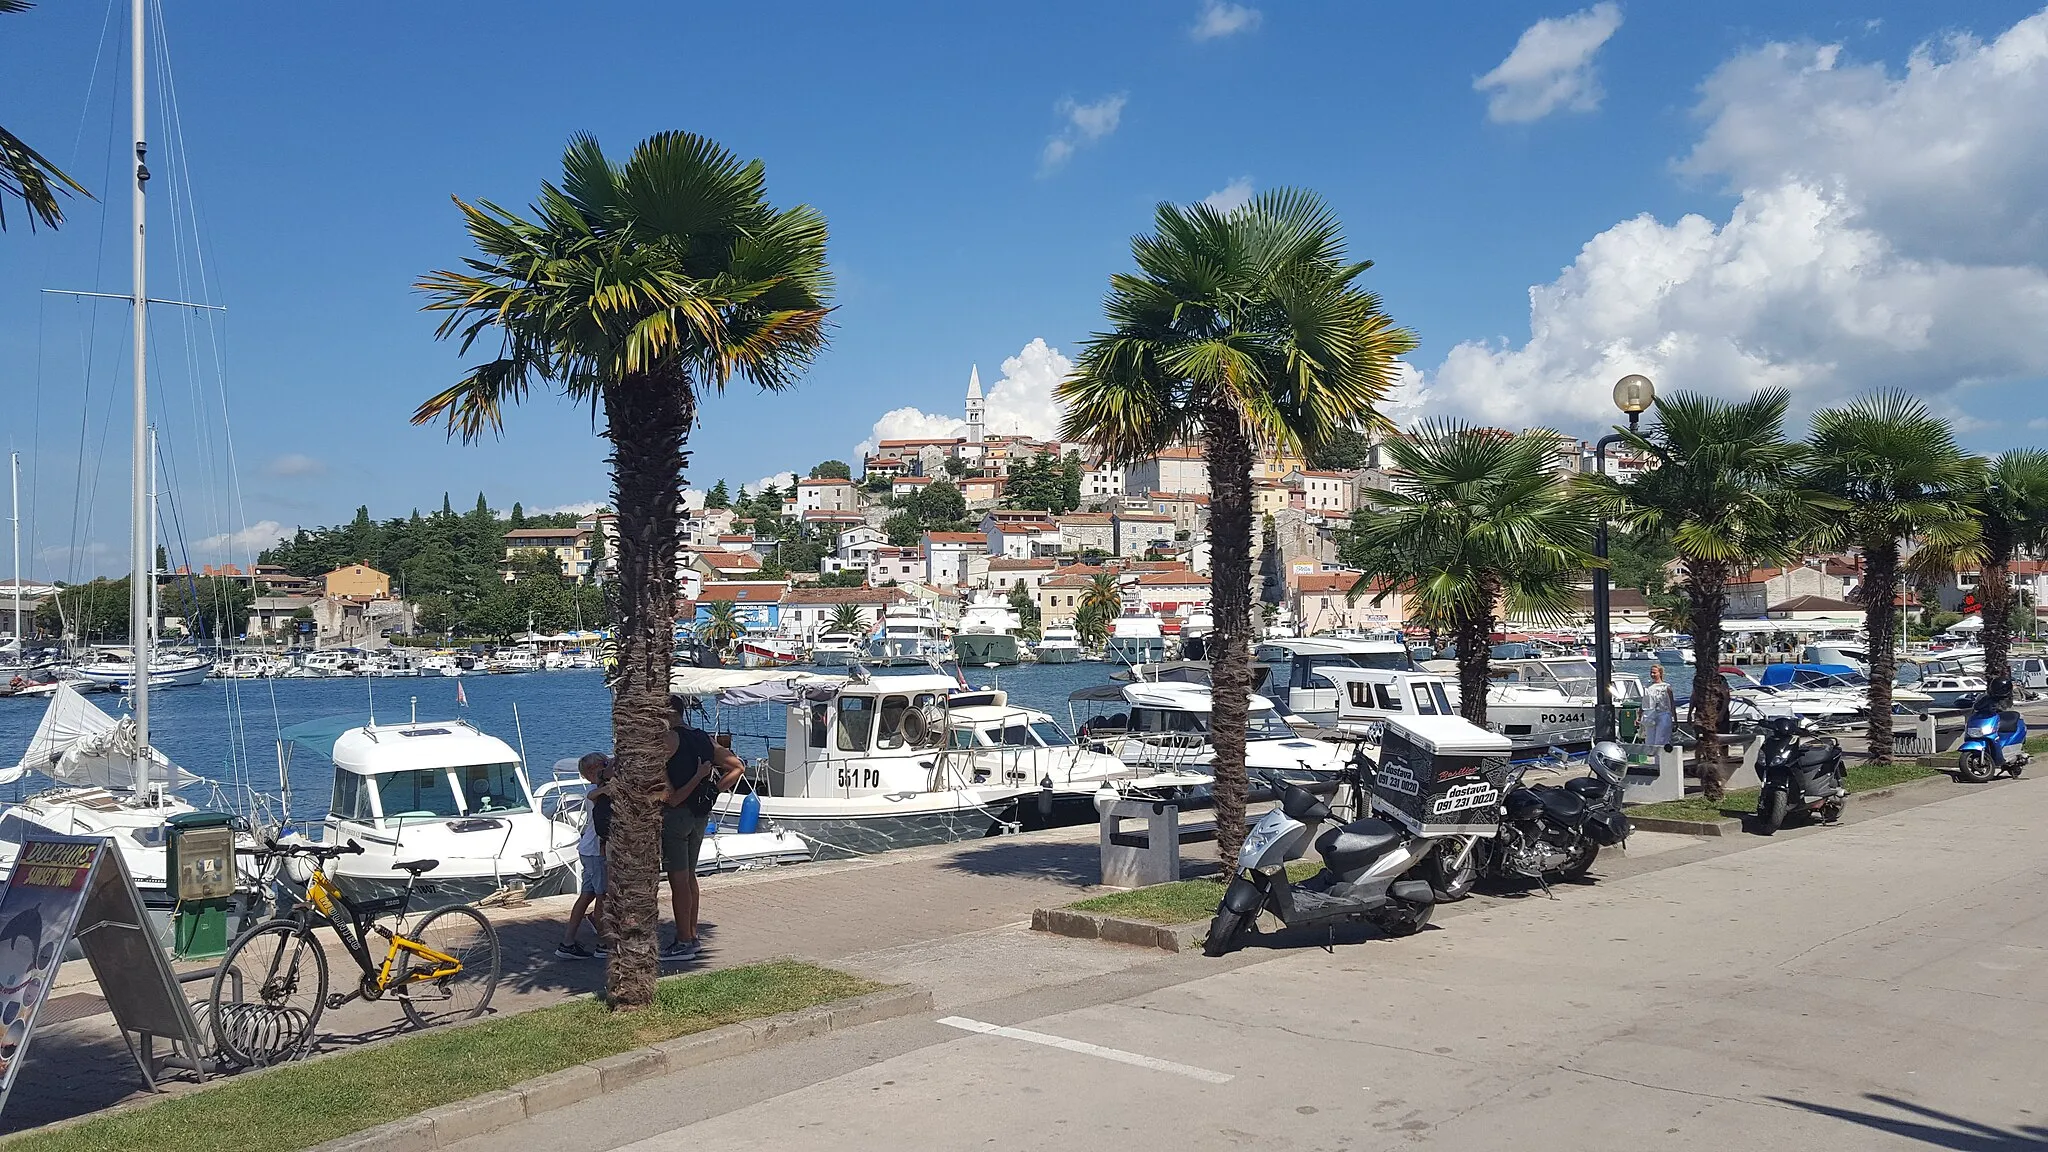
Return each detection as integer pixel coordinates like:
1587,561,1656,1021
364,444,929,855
659,938,701,961
592,941,608,958
554,942,594,960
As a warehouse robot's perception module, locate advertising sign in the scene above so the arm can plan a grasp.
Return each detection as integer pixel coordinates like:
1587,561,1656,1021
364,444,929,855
0,838,101,1111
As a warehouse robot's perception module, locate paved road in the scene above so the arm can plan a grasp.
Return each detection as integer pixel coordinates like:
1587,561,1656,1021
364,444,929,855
459,774,2048,1152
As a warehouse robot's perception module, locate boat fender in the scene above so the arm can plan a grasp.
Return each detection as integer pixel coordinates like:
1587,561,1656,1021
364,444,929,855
738,790,762,835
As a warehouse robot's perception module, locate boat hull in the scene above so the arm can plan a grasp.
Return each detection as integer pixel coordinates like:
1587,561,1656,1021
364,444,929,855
75,660,213,688
954,634,1020,666
1033,645,1083,664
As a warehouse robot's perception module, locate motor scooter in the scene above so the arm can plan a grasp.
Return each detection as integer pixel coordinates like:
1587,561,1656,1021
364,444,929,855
1203,750,1444,957
1754,715,1846,834
1958,677,2029,783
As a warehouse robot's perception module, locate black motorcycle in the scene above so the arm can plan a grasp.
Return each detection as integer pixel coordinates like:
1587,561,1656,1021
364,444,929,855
1754,715,1846,834
1427,742,1631,899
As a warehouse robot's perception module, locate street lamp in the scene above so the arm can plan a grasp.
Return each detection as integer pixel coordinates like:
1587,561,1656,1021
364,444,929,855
1594,374,1656,744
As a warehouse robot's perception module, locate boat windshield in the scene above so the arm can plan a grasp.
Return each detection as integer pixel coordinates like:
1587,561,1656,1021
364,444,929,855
454,761,531,815
373,768,464,820
1030,720,1073,747
1247,710,1294,740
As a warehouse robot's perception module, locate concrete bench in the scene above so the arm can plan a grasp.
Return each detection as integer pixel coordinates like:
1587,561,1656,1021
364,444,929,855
1100,801,1215,889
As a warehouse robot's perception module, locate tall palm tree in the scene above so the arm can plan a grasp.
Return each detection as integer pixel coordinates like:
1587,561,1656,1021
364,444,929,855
1079,571,1124,620
1343,424,1595,727
415,131,829,1009
1,1,91,231
826,602,868,636
1967,449,2048,683
699,602,745,650
1058,190,1413,864
1584,389,1828,799
1808,392,1981,762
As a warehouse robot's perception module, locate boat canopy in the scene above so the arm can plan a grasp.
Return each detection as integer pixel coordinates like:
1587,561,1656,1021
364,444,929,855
668,666,847,704
278,713,374,760
3,682,200,789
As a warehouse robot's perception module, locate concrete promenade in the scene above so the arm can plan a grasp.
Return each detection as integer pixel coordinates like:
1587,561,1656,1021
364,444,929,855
446,773,2048,1152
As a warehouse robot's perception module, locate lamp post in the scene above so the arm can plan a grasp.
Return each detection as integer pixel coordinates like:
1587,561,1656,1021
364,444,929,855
1594,373,1656,744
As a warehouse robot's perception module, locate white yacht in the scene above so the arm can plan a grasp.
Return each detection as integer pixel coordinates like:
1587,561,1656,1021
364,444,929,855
73,646,213,688
1252,636,1415,727
866,602,951,666
421,653,479,677
1104,614,1168,666
953,602,1023,666
1068,679,1349,781
1033,626,1085,664
1915,672,1986,709
487,647,542,674
289,715,579,904
809,631,865,667
216,651,280,679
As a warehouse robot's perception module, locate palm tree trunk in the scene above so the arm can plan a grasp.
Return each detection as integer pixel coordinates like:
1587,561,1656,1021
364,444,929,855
1981,522,2015,684
602,375,692,1010
1205,415,1257,868
1685,560,1731,800
1452,595,1495,728
1863,540,1901,763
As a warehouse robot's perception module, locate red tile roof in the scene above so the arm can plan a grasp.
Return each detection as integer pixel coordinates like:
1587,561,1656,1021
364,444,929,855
925,531,985,544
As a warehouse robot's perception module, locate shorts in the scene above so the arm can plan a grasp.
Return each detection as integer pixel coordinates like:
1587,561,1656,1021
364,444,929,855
579,853,607,896
660,806,706,875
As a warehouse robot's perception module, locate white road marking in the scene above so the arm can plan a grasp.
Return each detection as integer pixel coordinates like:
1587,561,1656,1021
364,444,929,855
936,1015,1235,1084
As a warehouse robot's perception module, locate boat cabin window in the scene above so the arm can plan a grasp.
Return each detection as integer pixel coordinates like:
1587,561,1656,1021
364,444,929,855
330,768,375,822
1130,707,1207,735
1030,720,1073,747
1410,683,1440,715
1376,683,1402,711
1246,710,1293,740
836,696,876,751
875,695,912,750
949,726,978,751
375,768,463,821
809,703,830,748
457,762,529,814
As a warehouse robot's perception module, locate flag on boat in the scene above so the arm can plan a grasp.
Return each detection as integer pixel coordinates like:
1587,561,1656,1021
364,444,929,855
456,680,468,708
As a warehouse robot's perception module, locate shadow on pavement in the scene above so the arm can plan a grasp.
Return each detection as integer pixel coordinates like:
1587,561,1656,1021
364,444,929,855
1769,1093,2048,1150
935,839,1108,887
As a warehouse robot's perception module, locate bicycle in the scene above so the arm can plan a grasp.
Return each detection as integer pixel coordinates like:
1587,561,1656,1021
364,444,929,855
206,838,502,1067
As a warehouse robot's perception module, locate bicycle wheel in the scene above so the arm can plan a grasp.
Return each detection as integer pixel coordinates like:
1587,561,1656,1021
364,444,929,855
210,920,328,1067
398,904,501,1028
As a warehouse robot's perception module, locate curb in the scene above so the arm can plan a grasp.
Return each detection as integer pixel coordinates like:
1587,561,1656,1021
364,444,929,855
1031,907,1205,953
305,986,932,1152
1627,772,1958,838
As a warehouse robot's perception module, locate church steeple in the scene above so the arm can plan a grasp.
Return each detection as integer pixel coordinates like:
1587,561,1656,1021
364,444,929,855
965,364,985,444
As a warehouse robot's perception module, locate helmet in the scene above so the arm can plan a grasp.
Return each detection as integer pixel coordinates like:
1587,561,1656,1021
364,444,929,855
1989,676,2014,701
1588,740,1629,783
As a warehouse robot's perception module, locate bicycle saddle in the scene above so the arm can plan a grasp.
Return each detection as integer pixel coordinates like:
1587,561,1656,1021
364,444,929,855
395,859,441,875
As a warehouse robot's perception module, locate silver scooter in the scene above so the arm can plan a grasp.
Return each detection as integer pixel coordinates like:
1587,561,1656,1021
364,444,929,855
1203,753,1447,957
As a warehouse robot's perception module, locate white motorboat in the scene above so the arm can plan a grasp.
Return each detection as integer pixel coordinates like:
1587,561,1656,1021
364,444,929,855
215,651,282,679
488,647,542,674
1252,636,1416,727
1033,627,1085,664
1068,679,1348,781
1916,673,1987,709
1104,614,1168,666
285,715,578,905
73,646,214,688
866,602,951,666
422,653,480,677
736,636,804,668
953,601,1022,666
809,632,865,667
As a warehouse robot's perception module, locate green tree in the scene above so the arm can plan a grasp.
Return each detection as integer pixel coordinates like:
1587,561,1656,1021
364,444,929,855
825,602,868,636
1965,449,2048,684
161,576,256,642
705,480,731,509
414,130,830,1008
1807,391,1982,761
1,3,91,232
1075,600,1111,649
1056,190,1412,864
809,459,851,480
883,510,922,548
942,456,968,478
1079,571,1124,622
1060,452,1082,512
1585,388,1830,798
913,480,966,525
1341,425,1595,726
816,568,868,588
36,578,132,642
509,501,527,529
698,602,745,649
1306,426,1375,472
1008,579,1042,639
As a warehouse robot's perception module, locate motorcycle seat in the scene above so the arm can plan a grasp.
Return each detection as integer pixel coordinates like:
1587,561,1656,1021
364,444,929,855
1998,711,2023,736
1534,788,1587,826
1315,818,1403,874
1563,777,1607,800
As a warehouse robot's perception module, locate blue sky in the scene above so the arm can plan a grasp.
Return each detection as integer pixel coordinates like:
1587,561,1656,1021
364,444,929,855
4,1,2045,579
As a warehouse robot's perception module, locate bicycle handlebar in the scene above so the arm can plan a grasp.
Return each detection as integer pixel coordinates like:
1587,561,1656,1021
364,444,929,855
237,838,366,860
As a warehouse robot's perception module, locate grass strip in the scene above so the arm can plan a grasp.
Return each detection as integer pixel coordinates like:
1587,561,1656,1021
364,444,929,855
6,961,880,1152
1065,860,1321,925
1628,761,1939,824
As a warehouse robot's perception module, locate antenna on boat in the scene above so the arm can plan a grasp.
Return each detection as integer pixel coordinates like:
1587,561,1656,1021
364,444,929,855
410,695,417,725
512,701,531,772
364,668,376,727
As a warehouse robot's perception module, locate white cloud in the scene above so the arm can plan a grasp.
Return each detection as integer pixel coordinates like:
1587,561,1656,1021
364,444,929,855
195,520,288,557
853,338,1075,458
533,500,604,517
1202,176,1255,212
746,472,798,496
1191,0,1261,41
262,453,324,478
1040,93,1127,173
1422,10,2048,434
1474,2,1623,123
856,408,966,459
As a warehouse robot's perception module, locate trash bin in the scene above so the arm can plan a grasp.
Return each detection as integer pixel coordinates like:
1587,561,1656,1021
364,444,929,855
1618,702,1642,743
166,811,238,960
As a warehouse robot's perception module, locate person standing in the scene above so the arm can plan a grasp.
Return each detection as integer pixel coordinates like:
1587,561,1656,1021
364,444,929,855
657,696,745,961
556,752,614,960
1642,664,1677,749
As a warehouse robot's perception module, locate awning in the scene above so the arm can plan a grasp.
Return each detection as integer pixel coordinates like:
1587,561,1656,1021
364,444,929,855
277,713,372,760
668,666,846,705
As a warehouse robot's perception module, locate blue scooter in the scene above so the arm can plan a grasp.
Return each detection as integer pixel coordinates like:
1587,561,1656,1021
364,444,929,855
1958,677,2029,784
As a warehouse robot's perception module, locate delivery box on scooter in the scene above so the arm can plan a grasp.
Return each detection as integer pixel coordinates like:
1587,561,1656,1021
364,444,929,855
1373,715,1513,837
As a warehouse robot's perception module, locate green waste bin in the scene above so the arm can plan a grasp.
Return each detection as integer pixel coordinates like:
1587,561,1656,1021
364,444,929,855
166,811,238,960
1617,702,1642,743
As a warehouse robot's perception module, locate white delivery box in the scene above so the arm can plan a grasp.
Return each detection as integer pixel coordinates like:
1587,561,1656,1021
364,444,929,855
1372,714,1513,837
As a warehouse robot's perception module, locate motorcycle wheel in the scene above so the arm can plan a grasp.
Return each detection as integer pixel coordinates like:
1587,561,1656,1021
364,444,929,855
1820,796,1845,824
1760,786,1788,835
1426,842,1480,902
1375,901,1433,939
1559,838,1599,879
1202,910,1255,957
1958,750,1994,784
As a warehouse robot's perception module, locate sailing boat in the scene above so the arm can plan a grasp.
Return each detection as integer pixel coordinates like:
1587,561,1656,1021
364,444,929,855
1,0,262,930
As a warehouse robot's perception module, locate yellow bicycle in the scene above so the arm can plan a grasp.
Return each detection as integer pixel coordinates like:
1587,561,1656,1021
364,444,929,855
207,839,501,1066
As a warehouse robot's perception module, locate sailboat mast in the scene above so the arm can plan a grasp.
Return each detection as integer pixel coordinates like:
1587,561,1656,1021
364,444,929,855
148,425,159,650
9,452,19,649
129,0,152,786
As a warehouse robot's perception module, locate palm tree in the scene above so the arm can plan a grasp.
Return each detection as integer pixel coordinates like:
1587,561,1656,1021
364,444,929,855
1079,572,1124,620
1343,424,1595,727
1584,389,1829,799
1,2,91,232
415,131,830,1009
699,602,745,650
1058,190,1413,864
826,602,868,637
1967,449,2048,684
1808,392,1981,762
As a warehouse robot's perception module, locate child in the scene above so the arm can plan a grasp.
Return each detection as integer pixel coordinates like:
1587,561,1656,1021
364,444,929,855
555,752,614,959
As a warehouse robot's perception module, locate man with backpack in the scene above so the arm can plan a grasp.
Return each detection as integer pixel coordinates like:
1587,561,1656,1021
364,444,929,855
658,695,746,960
